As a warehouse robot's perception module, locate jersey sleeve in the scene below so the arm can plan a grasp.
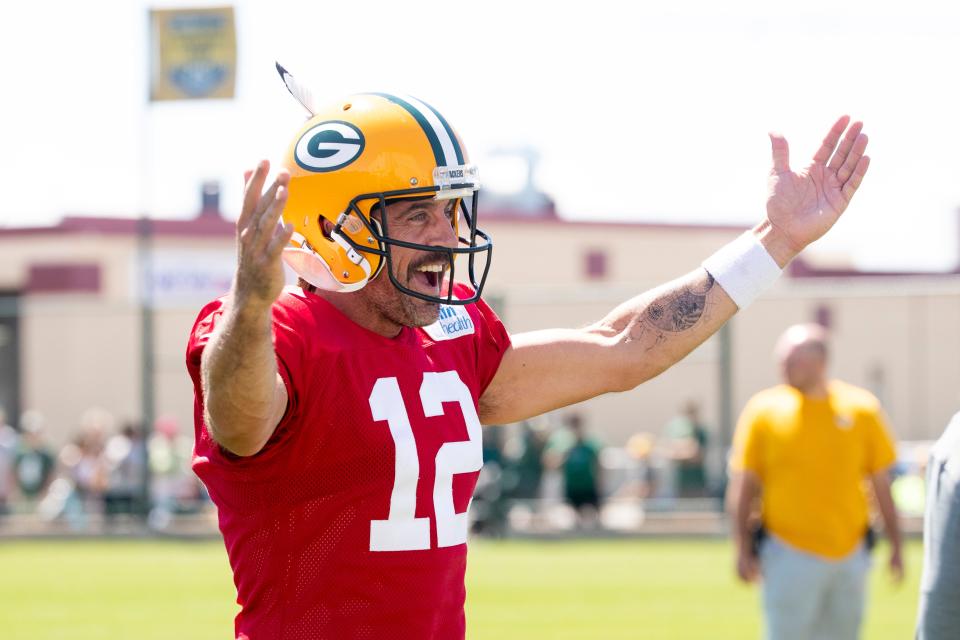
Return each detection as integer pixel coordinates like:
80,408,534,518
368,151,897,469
862,403,897,475
729,395,765,479
468,294,512,395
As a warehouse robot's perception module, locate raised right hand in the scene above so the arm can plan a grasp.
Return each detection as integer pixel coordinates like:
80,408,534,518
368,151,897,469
233,160,294,310
761,116,870,266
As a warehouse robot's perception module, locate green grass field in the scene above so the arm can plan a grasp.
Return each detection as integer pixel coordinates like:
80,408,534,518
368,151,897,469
0,538,922,639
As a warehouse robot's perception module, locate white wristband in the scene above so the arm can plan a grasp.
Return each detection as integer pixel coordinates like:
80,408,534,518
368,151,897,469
702,232,782,310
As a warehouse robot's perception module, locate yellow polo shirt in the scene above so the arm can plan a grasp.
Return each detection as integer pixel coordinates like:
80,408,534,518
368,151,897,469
730,381,897,559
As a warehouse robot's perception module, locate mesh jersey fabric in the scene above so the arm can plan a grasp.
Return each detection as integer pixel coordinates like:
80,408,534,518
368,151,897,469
186,284,511,639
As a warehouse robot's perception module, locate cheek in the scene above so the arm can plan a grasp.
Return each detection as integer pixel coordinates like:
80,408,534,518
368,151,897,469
364,275,390,300
388,248,413,275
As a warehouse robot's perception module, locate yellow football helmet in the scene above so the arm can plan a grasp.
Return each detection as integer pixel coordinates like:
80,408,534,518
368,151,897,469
279,77,492,305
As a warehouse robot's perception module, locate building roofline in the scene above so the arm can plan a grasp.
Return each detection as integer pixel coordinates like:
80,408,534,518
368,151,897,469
480,208,751,233
787,256,960,279
0,215,235,238
3,213,957,278
0,210,752,237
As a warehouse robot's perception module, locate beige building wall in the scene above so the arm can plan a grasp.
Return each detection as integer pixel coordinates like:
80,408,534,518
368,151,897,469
22,297,140,436
1,216,957,454
0,226,236,444
741,279,960,441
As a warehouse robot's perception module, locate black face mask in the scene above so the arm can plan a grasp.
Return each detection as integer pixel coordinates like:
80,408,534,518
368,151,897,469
333,188,493,306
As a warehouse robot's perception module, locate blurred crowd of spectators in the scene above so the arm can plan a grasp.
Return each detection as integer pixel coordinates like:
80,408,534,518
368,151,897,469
473,402,930,537
472,403,717,535
0,400,926,537
0,405,207,532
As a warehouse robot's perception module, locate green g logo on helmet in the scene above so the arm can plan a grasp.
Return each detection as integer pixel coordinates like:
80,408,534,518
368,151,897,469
294,120,366,173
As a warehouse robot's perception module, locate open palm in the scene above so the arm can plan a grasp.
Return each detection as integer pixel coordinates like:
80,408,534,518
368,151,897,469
234,160,294,310
766,116,870,254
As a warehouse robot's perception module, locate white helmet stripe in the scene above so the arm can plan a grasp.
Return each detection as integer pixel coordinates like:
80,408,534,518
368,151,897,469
395,94,459,167
367,93,463,167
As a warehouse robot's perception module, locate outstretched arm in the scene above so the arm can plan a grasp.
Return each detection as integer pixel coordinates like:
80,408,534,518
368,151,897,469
480,266,734,423
479,116,869,425
201,161,295,456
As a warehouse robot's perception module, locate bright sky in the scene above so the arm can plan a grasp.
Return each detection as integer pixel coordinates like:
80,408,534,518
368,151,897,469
2,0,959,270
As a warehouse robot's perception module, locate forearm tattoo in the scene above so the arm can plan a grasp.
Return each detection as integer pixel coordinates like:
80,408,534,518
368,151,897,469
619,271,717,349
644,273,715,332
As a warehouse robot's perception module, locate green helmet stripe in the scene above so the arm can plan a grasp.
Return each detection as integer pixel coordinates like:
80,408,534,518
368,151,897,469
418,99,465,165
367,92,460,167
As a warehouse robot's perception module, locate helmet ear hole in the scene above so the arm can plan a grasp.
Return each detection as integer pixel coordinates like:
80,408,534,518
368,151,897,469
318,215,335,240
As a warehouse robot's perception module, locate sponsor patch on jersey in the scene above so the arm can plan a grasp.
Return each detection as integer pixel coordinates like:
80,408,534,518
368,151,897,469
294,120,365,173
423,303,475,341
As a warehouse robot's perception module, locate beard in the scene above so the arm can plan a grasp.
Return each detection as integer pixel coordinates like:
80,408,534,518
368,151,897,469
395,294,441,328
363,266,442,329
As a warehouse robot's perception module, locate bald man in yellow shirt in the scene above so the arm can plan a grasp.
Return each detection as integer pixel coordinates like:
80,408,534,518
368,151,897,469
727,324,903,640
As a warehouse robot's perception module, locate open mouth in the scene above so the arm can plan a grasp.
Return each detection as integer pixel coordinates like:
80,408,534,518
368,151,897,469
412,262,446,295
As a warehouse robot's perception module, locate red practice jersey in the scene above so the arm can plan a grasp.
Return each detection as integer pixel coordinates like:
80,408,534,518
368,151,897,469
186,284,511,640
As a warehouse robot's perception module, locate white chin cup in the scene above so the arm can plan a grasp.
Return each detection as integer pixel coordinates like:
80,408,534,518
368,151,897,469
282,248,369,293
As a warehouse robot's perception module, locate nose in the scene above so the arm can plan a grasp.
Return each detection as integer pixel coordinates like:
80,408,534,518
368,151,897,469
427,206,458,248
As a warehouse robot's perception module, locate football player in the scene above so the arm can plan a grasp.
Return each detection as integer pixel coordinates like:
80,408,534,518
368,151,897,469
186,72,870,639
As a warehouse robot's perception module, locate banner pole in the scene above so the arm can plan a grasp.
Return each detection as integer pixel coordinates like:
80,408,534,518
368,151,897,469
139,7,157,522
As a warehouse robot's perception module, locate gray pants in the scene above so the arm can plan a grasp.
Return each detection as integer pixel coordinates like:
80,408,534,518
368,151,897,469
760,535,870,640
916,413,960,639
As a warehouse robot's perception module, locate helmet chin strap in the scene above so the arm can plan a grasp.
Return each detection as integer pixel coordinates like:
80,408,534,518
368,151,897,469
333,212,385,283
331,226,372,275
365,217,386,281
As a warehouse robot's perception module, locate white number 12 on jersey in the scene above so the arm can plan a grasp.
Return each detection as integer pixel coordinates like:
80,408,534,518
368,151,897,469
367,371,483,552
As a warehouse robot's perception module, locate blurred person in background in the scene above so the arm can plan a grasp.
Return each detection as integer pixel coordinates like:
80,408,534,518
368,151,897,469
915,411,960,639
103,422,147,523
149,415,200,528
552,414,604,529
498,420,550,532
13,410,56,512
48,413,110,531
622,431,657,500
0,405,16,517
471,427,508,536
727,323,902,640
38,433,84,527
70,408,111,527
509,420,548,502
663,400,710,498
188,72,871,637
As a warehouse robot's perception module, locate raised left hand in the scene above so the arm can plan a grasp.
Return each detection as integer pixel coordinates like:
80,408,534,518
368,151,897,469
764,116,870,260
